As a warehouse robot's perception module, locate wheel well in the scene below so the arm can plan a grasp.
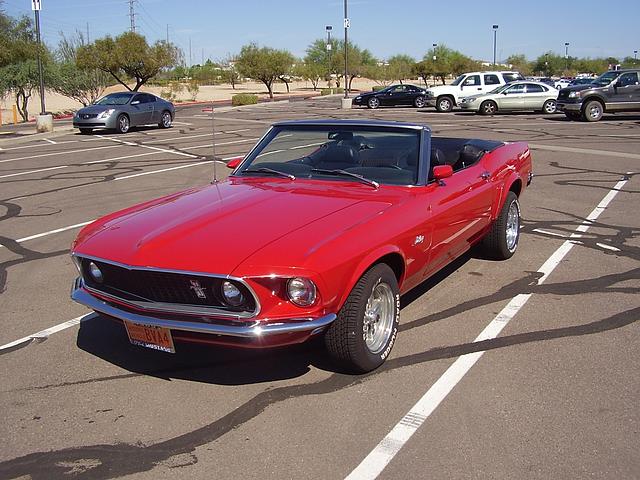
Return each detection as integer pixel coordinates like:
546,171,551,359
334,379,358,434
581,96,605,112
375,253,405,285
509,179,522,197
438,95,455,106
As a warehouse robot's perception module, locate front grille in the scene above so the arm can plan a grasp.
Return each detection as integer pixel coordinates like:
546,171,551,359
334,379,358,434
79,257,257,315
81,114,98,119
557,91,570,101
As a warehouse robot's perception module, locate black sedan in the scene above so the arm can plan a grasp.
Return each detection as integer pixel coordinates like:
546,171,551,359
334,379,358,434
352,84,428,109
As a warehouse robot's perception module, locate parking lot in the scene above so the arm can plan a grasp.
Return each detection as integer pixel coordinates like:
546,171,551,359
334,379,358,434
0,97,638,479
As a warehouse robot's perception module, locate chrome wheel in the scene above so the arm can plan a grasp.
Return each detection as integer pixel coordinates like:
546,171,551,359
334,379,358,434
543,99,557,114
584,100,603,122
362,281,395,354
414,96,425,108
368,97,380,109
481,101,497,115
161,111,172,128
436,97,453,112
506,199,520,252
117,114,129,133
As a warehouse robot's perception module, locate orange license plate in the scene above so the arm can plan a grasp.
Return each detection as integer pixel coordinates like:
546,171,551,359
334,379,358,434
124,321,175,353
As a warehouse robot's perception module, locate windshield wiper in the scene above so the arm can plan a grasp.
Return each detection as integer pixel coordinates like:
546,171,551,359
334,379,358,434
310,168,379,189
243,167,295,180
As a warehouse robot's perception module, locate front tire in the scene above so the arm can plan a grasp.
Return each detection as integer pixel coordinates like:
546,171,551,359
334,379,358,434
325,263,400,373
435,96,454,112
367,97,380,109
542,99,557,114
414,96,426,108
480,100,498,115
582,100,603,122
115,114,130,134
481,191,520,260
159,110,172,128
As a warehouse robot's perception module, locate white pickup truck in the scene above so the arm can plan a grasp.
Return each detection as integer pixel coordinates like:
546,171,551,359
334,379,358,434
426,71,525,112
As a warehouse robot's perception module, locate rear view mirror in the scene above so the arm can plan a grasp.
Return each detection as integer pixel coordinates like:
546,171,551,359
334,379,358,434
226,156,244,169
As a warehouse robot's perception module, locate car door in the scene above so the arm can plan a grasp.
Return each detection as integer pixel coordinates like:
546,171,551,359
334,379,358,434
144,94,160,123
522,83,548,109
497,83,526,110
129,94,153,125
460,74,483,97
385,85,409,105
610,72,639,110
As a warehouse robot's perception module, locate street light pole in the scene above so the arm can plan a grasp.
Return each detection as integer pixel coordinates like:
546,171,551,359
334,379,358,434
635,50,638,60
492,25,498,66
33,5,46,114
565,42,570,70
343,0,349,99
432,43,437,61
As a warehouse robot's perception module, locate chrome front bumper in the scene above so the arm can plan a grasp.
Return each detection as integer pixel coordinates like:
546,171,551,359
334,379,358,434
71,277,336,338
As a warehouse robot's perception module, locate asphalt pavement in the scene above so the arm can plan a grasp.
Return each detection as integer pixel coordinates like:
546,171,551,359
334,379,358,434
0,98,638,480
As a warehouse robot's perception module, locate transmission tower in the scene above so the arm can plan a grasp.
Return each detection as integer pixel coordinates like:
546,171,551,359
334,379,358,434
129,0,136,32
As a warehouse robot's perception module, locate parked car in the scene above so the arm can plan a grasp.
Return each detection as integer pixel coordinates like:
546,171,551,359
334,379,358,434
459,81,559,115
425,71,525,112
554,78,572,90
70,119,532,373
568,78,595,87
557,69,640,121
73,92,175,134
352,84,428,109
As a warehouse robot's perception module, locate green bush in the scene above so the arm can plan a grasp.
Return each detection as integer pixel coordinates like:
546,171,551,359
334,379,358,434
231,93,258,106
372,85,386,91
320,87,345,96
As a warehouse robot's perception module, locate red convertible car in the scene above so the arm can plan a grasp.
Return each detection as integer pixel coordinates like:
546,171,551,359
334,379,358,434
71,120,532,373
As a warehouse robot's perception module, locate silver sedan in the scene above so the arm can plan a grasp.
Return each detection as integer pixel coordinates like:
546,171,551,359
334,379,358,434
73,92,175,134
459,81,559,115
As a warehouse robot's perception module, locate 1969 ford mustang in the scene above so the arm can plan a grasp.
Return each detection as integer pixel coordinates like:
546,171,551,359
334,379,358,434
71,120,532,373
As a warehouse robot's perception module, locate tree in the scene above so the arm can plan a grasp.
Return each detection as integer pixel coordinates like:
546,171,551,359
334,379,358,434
276,52,296,93
422,45,476,84
235,44,294,99
294,61,324,90
505,54,532,76
305,38,340,83
333,41,377,90
77,31,179,91
413,60,435,87
51,31,111,106
387,54,415,84
220,55,240,88
0,9,53,121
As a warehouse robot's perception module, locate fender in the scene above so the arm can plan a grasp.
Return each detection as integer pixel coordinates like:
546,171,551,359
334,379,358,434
334,244,406,311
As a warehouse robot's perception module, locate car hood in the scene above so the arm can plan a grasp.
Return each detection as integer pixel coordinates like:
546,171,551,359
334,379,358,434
77,105,123,114
560,84,593,93
73,178,394,275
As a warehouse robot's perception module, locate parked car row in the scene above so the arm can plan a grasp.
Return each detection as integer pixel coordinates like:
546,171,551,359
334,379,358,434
351,69,640,122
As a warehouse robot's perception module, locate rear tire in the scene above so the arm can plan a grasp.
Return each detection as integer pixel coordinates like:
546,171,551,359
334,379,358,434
480,100,498,115
542,99,557,114
435,96,454,112
481,191,520,260
582,100,603,122
414,96,426,108
324,263,400,373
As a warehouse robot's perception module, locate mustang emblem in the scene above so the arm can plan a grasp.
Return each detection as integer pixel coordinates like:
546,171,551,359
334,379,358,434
413,234,425,246
189,279,207,299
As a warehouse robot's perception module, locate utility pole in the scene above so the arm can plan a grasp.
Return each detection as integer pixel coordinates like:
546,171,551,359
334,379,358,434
343,0,349,99
166,24,169,43
129,0,136,33
32,0,46,114
86,22,89,43
189,37,192,67
492,25,498,66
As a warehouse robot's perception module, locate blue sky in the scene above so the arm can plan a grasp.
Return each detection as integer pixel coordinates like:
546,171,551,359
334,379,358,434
3,0,639,64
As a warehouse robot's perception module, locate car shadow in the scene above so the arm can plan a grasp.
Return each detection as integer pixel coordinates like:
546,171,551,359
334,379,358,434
76,252,475,385
544,114,640,122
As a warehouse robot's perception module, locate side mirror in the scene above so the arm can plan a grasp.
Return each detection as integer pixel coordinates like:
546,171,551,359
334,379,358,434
131,100,140,105
226,156,243,169
433,165,453,182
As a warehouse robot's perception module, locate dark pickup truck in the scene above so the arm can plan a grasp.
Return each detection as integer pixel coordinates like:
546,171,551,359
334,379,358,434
557,69,640,121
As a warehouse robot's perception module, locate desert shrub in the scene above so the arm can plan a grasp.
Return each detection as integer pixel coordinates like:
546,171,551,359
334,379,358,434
372,85,386,91
232,93,258,106
320,88,344,96
160,81,185,101
186,80,199,101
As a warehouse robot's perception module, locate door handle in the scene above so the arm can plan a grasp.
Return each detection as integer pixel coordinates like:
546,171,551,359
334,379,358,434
477,87,482,90
480,171,491,180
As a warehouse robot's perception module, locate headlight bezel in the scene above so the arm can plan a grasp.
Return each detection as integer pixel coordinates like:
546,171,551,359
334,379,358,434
220,280,245,307
286,277,317,307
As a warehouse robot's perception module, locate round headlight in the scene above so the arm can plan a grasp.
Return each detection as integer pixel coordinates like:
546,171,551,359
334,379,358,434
287,277,317,307
88,262,103,283
221,281,244,307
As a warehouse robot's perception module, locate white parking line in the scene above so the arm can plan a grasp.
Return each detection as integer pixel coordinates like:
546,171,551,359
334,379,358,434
115,160,214,180
83,151,162,164
0,220,94,249
0,144,121,164
530,143,640,159
95,134,200,158
1,140,80,151
346,174,630,480
182,138,259,150
0,315,90,352
0,165,69,179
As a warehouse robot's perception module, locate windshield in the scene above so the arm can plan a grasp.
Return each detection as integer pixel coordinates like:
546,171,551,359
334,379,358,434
236,125,421,186
490,84,510,94
94,93,133,105
450,74,466,86
591,71,620,87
